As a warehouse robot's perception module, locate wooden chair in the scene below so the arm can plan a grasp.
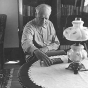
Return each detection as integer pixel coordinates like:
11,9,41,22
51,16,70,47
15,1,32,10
0,14,7,69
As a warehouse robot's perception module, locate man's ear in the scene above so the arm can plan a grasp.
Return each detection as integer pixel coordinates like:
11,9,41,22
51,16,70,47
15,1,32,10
35,12,37,17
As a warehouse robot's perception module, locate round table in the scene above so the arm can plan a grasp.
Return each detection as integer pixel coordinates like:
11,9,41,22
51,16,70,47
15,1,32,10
18,50,67,88
18,56,88,88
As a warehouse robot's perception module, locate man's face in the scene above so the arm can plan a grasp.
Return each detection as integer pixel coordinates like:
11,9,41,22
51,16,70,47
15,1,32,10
36,8,51,27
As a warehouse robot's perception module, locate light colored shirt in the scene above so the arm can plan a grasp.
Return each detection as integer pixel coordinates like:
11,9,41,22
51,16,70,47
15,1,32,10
21,18,60,56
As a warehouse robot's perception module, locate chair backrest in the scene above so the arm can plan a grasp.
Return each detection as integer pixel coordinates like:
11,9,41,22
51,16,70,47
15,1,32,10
0,14,7,69
0,14,7,42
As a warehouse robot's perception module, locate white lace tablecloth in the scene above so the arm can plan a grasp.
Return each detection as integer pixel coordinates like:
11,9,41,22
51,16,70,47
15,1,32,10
28,56,88,88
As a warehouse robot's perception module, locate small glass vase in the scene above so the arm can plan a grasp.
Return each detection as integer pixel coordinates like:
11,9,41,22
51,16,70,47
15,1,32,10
67,44,87,62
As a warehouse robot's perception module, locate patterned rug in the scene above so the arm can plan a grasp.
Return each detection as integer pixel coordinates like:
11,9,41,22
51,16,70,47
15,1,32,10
0,68,14,88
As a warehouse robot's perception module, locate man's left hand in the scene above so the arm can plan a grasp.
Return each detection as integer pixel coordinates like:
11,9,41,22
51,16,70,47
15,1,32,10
40,47,49,53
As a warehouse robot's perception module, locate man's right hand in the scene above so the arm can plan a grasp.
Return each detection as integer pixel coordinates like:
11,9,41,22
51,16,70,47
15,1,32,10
33,49,52,66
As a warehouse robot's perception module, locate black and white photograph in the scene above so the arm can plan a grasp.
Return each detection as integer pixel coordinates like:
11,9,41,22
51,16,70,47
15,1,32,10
0,0,88,88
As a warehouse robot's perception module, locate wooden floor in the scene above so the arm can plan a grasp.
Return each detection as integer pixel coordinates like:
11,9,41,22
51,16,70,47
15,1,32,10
4,63,23,88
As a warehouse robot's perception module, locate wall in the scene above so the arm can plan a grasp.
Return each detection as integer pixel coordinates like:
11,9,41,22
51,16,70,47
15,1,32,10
0,0,19,48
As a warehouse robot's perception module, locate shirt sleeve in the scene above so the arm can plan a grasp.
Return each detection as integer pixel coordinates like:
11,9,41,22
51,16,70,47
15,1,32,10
47,22,60,50
21,23,38,55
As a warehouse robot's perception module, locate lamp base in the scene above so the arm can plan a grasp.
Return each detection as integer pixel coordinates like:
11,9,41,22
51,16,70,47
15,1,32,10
66,62,88,74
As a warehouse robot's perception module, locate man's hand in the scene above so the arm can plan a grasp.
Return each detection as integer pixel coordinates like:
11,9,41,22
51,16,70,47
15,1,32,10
33,49,52,66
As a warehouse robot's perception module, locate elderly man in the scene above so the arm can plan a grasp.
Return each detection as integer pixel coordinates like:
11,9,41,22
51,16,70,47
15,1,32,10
21,4,66,66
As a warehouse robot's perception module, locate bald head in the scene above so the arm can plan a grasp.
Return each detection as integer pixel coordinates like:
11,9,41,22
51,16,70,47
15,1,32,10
35,4,52,15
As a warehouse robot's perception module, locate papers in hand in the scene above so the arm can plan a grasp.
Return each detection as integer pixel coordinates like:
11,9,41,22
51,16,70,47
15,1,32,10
49,55,68,63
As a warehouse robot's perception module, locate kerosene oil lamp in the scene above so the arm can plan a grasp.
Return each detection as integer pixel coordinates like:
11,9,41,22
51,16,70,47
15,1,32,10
63,18,88,74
